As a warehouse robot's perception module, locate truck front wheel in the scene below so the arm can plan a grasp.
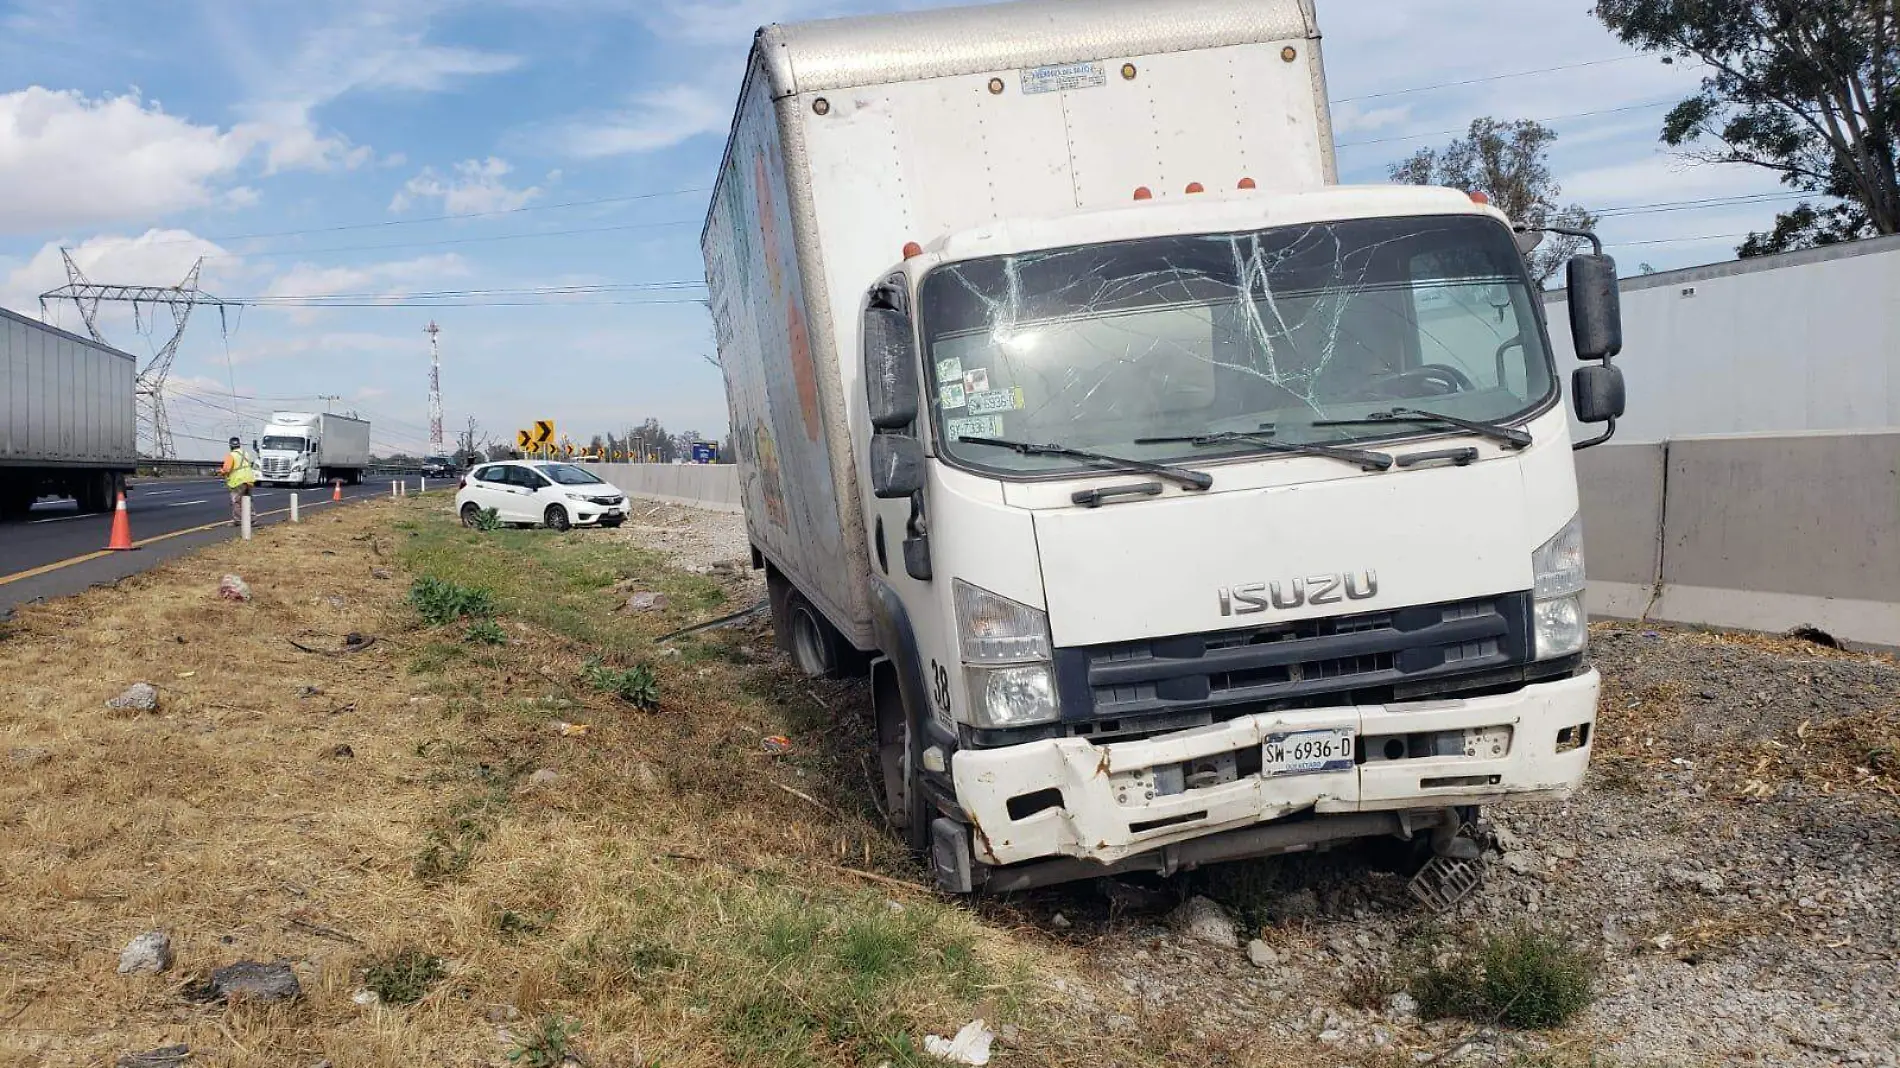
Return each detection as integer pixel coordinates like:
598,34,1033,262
873,657,931,855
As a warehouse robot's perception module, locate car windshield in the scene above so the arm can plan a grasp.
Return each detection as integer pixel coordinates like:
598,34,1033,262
917,214,1556,475
425,455,451,466
540,464,604,486
261,436,306,452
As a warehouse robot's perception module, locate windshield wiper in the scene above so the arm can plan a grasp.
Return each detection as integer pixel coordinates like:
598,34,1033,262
958,437,1213,491
1315,408,1532,450
1135,432,1394,472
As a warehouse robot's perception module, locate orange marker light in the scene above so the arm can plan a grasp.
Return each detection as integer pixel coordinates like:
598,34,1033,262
1133,186,1153,201
1237,177,1257,190
1469,191,1491,205
902,241,923,259
1185,182,1205,194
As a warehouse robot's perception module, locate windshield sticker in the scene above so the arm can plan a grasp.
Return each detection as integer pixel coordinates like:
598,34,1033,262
935,357,963,382
1021,61,1106,95
966,387,1025,416
962,367,990,394
939,383,968,409
946,415,1004,440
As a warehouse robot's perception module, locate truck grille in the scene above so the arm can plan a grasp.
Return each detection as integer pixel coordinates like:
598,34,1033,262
1052,593,1531,724
261,459,294,478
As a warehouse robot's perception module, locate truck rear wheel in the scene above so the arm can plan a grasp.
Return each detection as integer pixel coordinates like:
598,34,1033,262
767,564,861,679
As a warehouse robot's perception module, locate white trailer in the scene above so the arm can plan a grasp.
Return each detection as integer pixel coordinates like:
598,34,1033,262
258,411,371,487
704,0,1630,892
0,306,137,519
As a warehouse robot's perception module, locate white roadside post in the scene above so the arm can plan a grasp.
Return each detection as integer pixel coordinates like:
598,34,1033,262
391,480,399,499
290,492,300,523
240,494,253,541
420,476,428,493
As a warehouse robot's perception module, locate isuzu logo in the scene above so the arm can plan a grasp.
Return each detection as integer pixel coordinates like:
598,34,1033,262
1218,571,1379,616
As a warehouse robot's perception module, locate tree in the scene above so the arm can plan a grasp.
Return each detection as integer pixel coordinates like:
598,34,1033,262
1595,0,1899,256
454,417,491,467
1391,117,1600,286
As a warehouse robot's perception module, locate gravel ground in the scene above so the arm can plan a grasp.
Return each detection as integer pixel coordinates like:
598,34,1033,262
624,503,1900,1066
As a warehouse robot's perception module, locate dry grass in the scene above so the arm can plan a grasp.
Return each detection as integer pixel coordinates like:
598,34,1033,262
6,497,1394,1068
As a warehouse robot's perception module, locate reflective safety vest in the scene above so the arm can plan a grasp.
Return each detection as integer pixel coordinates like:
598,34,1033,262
225,450,258,489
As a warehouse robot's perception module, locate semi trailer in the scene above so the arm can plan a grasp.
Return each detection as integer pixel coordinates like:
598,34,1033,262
703,0,1629,892
0,306,138,521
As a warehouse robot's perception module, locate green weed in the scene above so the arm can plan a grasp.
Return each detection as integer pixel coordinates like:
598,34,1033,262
507,1015,580,1068
409,575,496,626
362,947,446,1006
1411,925,1597,1028
582,658,661,709
464,618,508,645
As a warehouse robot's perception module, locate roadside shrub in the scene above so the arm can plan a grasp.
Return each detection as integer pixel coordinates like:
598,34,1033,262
362,947,446,1006
465,619,507,645
1411,925,1597,1028
582,658,660,709
410,576,496,626
471,506,501,532
1341,960,1402,1010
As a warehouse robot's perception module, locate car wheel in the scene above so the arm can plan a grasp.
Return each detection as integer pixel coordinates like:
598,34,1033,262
460,502,483,528
543,504,571,532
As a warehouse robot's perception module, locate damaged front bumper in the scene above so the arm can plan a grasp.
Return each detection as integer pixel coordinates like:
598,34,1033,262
952,670,1598,868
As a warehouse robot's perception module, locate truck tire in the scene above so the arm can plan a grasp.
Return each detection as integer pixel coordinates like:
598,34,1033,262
767,566,861,679
874,658,932,855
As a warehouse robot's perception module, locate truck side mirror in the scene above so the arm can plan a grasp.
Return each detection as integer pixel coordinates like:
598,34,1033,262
1573,365,1625,425
864,303,920,430
1567,254,1622,361
870,434,925,498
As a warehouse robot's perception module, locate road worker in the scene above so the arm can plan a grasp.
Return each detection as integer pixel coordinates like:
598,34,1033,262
219,436,259,526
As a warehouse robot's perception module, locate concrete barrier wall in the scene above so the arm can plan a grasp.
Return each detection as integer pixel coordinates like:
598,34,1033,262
1577,431,1900,649
592,463,741,513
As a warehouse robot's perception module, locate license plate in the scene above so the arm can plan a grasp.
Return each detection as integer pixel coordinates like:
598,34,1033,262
1264,729,1356,776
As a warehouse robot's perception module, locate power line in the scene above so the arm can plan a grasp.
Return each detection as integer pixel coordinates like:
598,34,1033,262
230,280,706,304
1331,55,1649,105
161,187,714,247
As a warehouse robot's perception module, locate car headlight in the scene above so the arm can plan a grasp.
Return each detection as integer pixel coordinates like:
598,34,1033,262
1532,514,1587,659
953,580,1058,727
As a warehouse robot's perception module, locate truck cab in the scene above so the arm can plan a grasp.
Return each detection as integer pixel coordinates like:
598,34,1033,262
853,184,1625,890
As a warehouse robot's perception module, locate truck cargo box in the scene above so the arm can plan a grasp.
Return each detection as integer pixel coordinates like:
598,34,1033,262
1,305,137,468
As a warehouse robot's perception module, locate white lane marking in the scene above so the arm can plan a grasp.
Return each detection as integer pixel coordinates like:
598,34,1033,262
29,512,90,524
167,499,210,507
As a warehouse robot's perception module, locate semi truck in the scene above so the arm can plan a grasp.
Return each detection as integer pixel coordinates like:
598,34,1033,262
704,0,1629,893
0,306,138,521
256,411,371,487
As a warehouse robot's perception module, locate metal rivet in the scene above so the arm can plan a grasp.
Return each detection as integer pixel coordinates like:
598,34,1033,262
813,97,830,115
1121,63,1138,81
1281,46,1298,63
987,77,1005,95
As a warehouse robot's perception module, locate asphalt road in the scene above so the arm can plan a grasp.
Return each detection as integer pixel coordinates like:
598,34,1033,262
0,476,411,616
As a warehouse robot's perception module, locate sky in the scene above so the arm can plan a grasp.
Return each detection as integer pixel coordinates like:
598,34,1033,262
0,0,1795,459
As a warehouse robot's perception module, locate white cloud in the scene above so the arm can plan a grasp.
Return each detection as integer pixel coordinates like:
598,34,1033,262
261,252,471,324
0,88,254,234
391,157,545,216
639,0,838,45
556,84,730,158
1332,102,1412,136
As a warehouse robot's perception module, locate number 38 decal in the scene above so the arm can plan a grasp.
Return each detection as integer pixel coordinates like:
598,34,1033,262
930,660,951,717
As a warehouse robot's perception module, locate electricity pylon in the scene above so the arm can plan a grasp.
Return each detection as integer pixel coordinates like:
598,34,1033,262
40,252,233,458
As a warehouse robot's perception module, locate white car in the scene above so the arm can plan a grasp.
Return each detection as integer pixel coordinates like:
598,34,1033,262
456,460,630,531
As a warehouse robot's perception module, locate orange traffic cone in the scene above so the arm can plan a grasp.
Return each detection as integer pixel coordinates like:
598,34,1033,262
104,491,137,551
332,479,343,502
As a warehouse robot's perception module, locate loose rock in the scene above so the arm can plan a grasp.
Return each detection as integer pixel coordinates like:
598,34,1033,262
217,575,251,602
106,683,159,713
325,744,354,760
1105,1014,1138,1034
116,1047,190,1068
622,591,668,613
1501,850,1544,876
118,931,173,975
1246,939,1280,969
1385,992,1419,1023
1170,896,1239,949
7,746,51,767
528,768,560,787
202,960,301,1003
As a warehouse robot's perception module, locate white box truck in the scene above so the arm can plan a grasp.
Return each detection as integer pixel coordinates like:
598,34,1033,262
1,306,138,520
704,0,1629,893
257,411,371,487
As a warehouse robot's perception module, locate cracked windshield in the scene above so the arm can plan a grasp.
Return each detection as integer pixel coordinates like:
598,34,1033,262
918,214,1555,474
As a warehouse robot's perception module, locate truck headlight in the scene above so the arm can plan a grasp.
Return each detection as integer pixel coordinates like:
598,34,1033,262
953,580,1058,727
965,664,1058,729
1532,514,1587,660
